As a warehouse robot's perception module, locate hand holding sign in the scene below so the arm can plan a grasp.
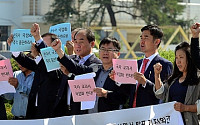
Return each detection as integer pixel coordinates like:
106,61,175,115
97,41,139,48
8,77,18,88
109,70,115,81
94,87,108,98
7,34,13,46
68,79,96,102
113,59,137,84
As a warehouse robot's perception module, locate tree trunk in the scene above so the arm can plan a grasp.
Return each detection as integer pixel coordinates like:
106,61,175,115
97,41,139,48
105,3,117,26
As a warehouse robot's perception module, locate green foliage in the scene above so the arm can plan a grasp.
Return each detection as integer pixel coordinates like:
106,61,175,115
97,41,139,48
10,58,19,72
162,28,181,44
139,0,186,26
43,0,80,26
5,103,13,120
159,49,175,64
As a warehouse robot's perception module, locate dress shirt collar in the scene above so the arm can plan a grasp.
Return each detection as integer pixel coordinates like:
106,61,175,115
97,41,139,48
78,53,93,64
144,52,158,64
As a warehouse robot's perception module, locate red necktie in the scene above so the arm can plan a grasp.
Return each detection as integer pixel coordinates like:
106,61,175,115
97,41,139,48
132,58,149,108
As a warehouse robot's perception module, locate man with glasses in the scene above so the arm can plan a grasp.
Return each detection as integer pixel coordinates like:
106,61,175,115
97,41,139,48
51,37,129,113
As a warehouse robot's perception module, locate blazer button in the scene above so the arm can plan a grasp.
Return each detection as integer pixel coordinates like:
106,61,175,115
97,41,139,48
185,119,188,122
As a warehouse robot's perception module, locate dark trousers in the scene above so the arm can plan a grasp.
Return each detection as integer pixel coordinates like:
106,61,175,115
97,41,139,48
0,97,7,120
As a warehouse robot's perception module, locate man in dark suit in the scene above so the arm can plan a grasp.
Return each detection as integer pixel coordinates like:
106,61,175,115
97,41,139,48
129,25,173,108
0,54,7,120
7,24,65,119
54,28,102,115
52,37,128,113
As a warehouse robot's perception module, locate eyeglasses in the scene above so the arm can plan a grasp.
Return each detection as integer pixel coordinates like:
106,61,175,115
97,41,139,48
99,48,119,53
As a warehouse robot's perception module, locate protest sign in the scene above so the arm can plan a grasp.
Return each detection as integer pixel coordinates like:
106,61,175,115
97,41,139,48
0,59,13,81
10,29,35,52
74,73,96,110
49,23,71,45
68,79,96,102
113,59,137,84
40,46,65,72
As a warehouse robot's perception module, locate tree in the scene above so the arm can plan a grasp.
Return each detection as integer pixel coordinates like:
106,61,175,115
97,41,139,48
44,0,187,27
138,0,186,26
43,0,79,25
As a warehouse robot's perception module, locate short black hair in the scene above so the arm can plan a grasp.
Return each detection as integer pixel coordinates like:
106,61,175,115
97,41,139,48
74,28,95,43
99,37,120,51
41,33,59,42
141,25,163,47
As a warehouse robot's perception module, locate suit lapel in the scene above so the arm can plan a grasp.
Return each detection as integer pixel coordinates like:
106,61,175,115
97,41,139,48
84,54,95,66
145,55,159,73
184,85,196,104
137,59,142,70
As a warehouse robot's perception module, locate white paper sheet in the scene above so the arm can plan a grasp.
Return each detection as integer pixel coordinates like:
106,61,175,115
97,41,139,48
74,72,96,110
0,81,16,95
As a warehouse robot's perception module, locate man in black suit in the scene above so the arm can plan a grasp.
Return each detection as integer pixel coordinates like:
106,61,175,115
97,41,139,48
129,25,173,108
0,54,7,120
52,37,128,113
7,24,65,119
54,28,102,115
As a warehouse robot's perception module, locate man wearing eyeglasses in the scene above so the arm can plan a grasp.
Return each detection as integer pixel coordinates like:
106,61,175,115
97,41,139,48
51,37,129,113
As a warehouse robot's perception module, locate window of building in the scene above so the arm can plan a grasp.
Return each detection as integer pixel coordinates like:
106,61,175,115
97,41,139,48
0,26,11,41
29,0,39,15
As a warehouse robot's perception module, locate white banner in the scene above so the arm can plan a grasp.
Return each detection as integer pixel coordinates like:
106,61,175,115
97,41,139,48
0,102,183,125
76,101,184,125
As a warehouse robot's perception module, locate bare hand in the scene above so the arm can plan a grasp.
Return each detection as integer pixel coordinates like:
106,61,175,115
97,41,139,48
66,41,74,55
30,23,41,41
190,23,200,38
59,63,70,75
133,72,146,85
93,87,108,98
30,43,39,58
7,34,13,46
51,39,62,51
174,102,186,112
8,77,18,88
109,70,115,81
153,63,162,75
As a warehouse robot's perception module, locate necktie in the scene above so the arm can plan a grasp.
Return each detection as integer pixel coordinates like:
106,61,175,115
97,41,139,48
132,58,149,108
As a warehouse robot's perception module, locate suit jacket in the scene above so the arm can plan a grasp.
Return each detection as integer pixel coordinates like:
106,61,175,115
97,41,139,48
94,68,129,112
0,54,7,120
54,54,102,115
129,54,173,107
12,43,64,119
155,76,200,125
58,54,126,113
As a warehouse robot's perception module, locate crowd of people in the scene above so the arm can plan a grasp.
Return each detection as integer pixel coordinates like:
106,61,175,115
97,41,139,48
0,23,200,125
